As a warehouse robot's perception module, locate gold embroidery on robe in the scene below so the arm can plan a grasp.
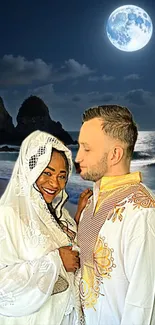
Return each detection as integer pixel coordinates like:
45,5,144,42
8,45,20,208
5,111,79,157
80,237,116,310
129,187,155,209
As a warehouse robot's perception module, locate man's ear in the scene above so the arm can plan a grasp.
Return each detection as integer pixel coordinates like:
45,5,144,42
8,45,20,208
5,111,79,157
109,146,124,166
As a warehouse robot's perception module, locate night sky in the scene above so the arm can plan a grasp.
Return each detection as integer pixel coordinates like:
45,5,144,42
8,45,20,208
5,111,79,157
0,0,154,131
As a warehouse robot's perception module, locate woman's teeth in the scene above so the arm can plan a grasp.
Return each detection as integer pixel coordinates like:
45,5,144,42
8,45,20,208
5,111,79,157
43,188,56,194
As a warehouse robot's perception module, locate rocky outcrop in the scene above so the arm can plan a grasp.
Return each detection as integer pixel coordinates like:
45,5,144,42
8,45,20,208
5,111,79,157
0,145,19,152
15,96,76,145
0,96,76,145
0,97,16,144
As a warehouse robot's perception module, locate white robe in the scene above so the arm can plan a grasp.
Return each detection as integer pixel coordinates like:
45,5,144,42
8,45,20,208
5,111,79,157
0,206,80,325
0,131,82,325
78,172,155,325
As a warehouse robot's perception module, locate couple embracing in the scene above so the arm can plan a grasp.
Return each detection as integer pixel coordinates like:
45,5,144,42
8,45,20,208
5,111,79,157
0,104,155,325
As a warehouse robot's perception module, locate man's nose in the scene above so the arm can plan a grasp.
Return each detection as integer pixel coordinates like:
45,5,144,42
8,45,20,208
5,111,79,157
75,149,83,163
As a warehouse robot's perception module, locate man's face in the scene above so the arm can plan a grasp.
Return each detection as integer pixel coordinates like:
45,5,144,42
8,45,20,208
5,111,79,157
75,118,111,182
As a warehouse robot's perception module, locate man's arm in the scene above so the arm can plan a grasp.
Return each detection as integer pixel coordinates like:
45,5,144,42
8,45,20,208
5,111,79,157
121,208,155,325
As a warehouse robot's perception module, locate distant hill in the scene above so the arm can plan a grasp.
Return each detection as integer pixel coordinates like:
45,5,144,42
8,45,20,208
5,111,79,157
0,96,76,145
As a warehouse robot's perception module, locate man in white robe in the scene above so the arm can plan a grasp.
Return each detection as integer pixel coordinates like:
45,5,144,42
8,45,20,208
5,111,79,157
75,104,155,325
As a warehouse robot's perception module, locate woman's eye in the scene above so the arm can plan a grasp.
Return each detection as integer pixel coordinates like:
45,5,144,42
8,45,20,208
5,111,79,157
59,175,66,180
43,171,51,176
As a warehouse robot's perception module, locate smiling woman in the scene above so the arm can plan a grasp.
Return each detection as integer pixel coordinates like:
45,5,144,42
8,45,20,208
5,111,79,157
0,130,91,325
36,149,68,204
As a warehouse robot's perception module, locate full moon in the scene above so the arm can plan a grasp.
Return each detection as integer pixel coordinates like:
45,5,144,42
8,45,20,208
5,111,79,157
106,5,153,52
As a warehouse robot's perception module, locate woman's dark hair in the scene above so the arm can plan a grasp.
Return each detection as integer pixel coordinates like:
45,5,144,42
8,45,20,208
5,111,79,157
47,198,68,231
47,148,70,232
51,148,70,177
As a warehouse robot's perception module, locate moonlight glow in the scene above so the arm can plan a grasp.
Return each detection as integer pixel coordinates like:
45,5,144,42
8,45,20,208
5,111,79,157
106,5,153,52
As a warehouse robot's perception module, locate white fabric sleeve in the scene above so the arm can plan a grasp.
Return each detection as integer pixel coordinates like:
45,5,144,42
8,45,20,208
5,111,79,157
0,210,63,317
77,210,84,224
0,252,63,317
121,208,155,325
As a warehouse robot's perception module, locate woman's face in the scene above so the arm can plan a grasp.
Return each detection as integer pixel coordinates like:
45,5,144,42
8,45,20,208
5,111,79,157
36,150,68,203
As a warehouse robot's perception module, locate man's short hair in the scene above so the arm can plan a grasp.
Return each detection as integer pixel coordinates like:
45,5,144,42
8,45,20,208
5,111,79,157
82,104,138,158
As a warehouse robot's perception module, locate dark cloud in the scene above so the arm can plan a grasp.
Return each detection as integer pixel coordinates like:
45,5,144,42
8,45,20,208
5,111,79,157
65,59,93,77
52,59,94,82
88,74,115,82
0,55,51,85
124,74,141,80
89,92,115,104
124,89,151,105
0,55,94,86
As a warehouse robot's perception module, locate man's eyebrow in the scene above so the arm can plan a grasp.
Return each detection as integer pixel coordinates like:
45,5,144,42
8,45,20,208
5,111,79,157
46,166,67,174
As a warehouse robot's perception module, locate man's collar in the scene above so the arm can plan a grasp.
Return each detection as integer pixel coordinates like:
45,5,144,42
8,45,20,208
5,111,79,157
99,171,142,192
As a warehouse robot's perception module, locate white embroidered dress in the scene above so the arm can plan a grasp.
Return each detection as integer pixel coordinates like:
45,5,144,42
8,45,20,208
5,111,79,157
0,131,81,325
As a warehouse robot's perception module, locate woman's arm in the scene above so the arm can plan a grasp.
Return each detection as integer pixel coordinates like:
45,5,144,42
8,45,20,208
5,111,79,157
74,188,93,225
0,249,62,316
0,207,78,317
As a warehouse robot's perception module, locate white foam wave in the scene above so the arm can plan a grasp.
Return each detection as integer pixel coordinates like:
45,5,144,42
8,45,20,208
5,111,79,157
0,145,20,150
131,158,155,168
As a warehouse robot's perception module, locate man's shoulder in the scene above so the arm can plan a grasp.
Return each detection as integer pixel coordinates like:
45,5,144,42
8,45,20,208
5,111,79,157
127,182,155,210
109,183,155,222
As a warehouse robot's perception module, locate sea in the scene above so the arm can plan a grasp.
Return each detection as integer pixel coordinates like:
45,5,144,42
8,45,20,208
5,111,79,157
0,131,155,205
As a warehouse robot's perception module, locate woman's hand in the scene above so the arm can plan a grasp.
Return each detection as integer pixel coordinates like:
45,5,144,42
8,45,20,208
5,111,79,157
75,188,93,224
59,246,80,272
77,188,93,212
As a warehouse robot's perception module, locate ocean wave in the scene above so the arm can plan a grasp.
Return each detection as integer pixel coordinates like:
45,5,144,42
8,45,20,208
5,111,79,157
132,151,152,160
0,161,15,179
0,145,20,150
0,164,154,205
131,151,155,168
131,158,155,168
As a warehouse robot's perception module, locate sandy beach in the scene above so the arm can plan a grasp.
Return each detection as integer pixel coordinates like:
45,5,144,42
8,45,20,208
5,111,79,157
0,178,77,217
